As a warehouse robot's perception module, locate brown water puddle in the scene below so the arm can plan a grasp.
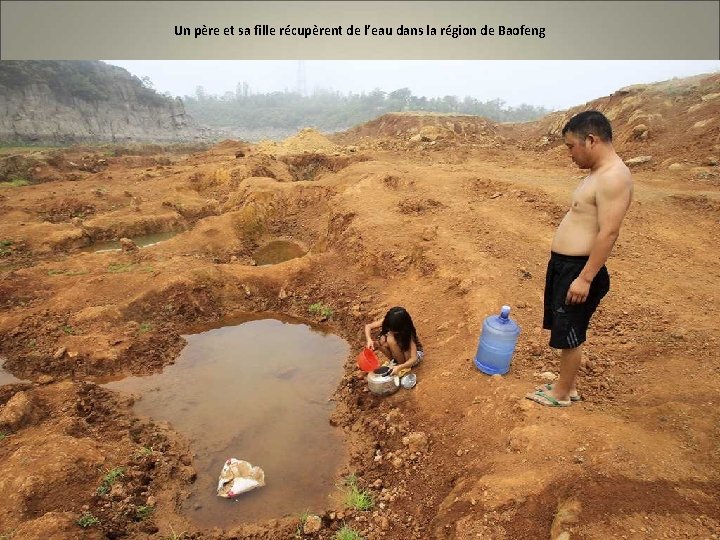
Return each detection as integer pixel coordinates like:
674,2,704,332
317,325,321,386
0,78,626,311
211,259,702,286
81,230,179,253
253,240,307,265
0,357,26,386
103,314,348,529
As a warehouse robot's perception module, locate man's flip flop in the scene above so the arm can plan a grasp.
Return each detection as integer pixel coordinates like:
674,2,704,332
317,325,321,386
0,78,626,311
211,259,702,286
535,383,581,402
525,390,572,407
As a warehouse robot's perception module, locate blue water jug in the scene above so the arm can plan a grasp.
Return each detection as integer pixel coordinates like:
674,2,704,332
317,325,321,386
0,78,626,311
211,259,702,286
474,305,521,375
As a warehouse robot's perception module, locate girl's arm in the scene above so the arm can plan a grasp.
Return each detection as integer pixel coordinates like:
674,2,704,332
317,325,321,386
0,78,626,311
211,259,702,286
390,339,417,376
364,319,382,349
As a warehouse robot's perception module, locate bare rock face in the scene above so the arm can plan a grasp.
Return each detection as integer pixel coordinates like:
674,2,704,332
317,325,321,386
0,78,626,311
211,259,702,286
0,61,208,144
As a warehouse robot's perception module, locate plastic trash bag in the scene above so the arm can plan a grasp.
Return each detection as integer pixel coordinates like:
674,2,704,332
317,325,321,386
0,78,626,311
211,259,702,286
216,458,266,498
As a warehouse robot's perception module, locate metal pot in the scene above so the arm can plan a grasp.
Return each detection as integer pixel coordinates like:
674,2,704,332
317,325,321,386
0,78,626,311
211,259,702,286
367,366,400,396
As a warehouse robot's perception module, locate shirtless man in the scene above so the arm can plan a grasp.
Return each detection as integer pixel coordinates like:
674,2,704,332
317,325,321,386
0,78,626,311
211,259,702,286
527,110,633,407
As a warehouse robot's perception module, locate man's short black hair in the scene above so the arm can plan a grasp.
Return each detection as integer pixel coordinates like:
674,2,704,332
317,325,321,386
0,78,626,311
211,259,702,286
562,110,613,142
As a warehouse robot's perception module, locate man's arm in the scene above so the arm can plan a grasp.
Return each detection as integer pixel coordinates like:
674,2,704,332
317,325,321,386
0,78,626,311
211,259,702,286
566,170,632,304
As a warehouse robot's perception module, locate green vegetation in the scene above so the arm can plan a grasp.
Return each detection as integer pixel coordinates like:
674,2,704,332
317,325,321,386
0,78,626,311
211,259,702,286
107,262,154,274
96,466,125,495
0,61,167,106
294,510,311,537
0,240,12,256
0,432,7,441
135,445,154,457
341,474,374,511
309,302,333,319
47,268,89,276
107,262,134,273
0,145,59,155
0,177,30,188
60,325,75,335
139,322,153,333
335,525,364,540
183,85,550,134
135,505,155,520
76,512,100,528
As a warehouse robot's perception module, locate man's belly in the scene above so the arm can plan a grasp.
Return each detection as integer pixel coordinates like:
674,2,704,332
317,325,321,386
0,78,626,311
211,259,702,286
551,214,597,255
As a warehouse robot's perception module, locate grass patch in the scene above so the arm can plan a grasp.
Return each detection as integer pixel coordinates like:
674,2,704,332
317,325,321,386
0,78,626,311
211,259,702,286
0,145,58,155
135,445,154,457
135,505,155,521
107,262,135,273
341,474,374,511
0,432,7,441
139,322,152,333
76,511,100,528
0,177,31,188
60,325,75,335
107,263,154,274
96,466,125,495
294,510,311,537
47,268,89,276
309,302,333,319
335,525,364,540
0,240,12,256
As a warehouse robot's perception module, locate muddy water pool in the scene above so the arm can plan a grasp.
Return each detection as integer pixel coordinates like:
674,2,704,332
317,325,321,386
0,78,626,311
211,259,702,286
81,230,179,253
103,315,348,528
0,357,26,386
253,240,307,265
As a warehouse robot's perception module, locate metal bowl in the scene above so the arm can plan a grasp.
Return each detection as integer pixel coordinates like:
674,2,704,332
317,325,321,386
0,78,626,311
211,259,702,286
400,373,417,389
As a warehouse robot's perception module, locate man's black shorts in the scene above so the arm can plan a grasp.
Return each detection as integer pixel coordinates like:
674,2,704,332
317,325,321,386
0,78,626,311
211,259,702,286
543,252,610,349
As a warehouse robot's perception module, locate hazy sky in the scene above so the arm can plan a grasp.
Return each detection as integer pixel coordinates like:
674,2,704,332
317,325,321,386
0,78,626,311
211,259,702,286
104,60,720,111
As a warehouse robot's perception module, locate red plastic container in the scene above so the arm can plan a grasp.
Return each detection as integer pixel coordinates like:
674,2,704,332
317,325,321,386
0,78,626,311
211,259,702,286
357,347,380,372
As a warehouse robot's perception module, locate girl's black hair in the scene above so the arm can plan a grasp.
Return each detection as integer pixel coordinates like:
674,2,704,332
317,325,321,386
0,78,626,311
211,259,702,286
380,306,422,352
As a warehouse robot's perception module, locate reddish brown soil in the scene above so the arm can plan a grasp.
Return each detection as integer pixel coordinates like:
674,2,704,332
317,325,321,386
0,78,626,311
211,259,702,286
1,72,719,540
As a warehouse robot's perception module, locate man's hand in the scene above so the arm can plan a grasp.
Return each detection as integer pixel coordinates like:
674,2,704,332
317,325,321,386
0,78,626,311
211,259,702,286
566,276,591,304
390,365,404,376
366,339,375,350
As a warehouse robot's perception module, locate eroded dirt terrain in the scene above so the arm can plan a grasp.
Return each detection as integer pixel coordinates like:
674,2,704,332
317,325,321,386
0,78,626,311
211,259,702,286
1,73,720,539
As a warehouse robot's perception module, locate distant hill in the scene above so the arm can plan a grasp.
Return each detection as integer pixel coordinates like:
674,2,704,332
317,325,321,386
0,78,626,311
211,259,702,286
0,61,208,144
182,87,550,141
499,71,720,170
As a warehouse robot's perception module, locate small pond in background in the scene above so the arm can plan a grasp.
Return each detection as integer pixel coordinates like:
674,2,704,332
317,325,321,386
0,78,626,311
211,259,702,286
0,357,26,386
81,231,179,253
253,240,307,265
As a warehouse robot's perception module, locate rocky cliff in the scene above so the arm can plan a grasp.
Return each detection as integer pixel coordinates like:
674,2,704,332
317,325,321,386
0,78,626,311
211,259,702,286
0,61,208,144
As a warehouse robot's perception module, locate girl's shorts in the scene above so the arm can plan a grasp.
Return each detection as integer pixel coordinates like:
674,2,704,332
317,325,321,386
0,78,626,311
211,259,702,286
390,350,424,367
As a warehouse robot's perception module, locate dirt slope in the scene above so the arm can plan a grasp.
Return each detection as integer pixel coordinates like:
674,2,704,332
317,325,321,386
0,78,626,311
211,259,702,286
1,73,719,540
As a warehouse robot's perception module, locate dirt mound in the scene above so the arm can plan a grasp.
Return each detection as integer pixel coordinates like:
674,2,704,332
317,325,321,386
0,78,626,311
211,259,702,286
255,127,339,156
503,71,720,171
333,112,499,147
